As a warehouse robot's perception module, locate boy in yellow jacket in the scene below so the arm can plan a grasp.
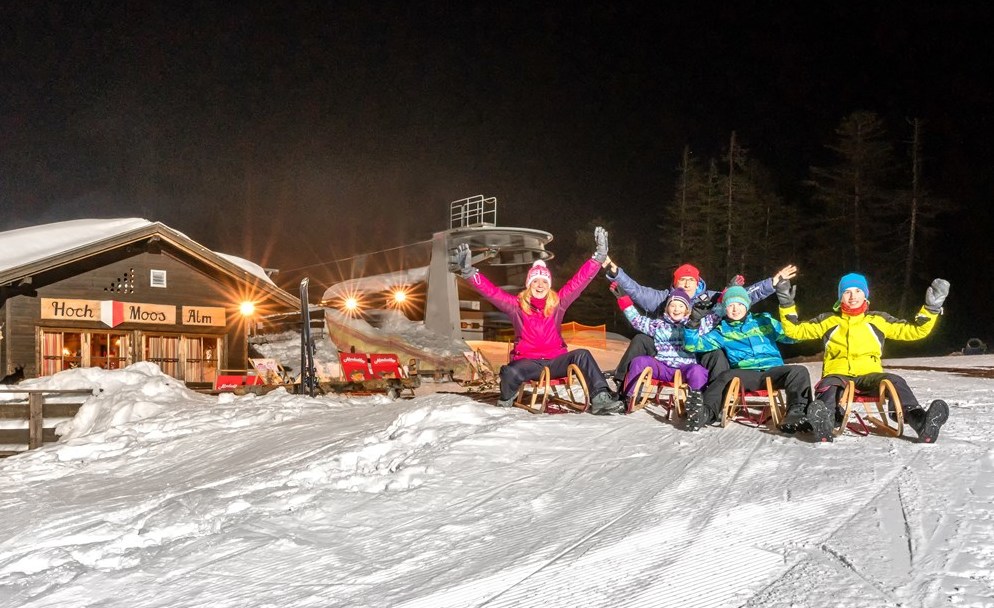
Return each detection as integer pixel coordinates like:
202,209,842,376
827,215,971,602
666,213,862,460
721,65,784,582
777,273,950,443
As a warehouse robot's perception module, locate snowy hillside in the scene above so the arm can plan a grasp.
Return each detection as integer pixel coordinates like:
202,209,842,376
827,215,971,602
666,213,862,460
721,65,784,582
0,356,992,607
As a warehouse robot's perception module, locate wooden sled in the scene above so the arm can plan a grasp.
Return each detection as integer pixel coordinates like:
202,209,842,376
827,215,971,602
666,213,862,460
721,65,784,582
317,377,420,399
514,364,590,414
721,376,786,430
408,358,455,383
835,379,904,438
318,352,420,399
625,367,687,418
249,358,296,391
457,350,498,391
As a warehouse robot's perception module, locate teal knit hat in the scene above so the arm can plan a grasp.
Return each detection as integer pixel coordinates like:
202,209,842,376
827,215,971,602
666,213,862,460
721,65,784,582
723,286,751,311
838,273,869,300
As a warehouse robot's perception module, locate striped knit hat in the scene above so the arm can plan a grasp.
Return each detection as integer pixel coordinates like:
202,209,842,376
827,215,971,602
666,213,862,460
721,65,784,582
667,288,693,311
722,286,751,311
525,260,552,288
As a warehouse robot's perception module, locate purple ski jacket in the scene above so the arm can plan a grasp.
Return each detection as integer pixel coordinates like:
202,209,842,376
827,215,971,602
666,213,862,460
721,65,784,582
466,258,601,361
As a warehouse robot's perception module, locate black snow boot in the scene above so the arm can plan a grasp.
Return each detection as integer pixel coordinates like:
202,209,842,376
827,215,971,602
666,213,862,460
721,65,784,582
908,400,949,444
684,391,712,432
779,403,808,434
805,399,833,443
590,390,625,415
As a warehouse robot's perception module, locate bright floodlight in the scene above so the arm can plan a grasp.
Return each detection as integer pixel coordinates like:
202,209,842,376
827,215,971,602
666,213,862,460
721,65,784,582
344,297,360,312
239,301,255,316
392,289,408,304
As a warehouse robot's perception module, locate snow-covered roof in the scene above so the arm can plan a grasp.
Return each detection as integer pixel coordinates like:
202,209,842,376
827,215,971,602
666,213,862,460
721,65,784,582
0,218,278,289
0,218,155,272
214,252,277,287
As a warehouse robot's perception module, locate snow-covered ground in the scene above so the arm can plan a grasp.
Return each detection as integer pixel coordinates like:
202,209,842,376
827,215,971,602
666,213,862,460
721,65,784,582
1,351,993,607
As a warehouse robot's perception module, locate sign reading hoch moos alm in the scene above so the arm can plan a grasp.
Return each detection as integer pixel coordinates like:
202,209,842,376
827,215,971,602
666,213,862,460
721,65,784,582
41,298,177,327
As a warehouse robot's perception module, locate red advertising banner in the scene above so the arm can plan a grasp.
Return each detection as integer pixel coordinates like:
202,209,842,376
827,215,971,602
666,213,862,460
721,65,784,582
213,374,264,391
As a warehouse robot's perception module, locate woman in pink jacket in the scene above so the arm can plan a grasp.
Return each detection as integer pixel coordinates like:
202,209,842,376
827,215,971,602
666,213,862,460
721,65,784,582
451,227,623,414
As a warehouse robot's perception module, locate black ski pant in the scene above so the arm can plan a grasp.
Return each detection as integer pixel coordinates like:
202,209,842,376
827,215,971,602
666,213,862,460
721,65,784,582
616,333,730,385
815,373,922,418
702,366,814,420
499,349,610,401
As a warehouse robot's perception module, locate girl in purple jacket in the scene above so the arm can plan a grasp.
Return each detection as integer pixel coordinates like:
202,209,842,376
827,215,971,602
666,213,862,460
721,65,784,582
451,227,623,414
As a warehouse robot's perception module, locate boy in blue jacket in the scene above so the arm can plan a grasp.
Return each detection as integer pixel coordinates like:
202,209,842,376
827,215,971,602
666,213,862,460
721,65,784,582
683,286,832,442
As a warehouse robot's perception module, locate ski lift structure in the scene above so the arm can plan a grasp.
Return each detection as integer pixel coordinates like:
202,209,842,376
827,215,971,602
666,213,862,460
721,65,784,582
426,195,554,342
308,196,557,385
321,195,555,343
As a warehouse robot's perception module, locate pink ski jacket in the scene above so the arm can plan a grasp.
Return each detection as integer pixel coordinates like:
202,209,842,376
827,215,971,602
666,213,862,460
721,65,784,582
465,258,600,361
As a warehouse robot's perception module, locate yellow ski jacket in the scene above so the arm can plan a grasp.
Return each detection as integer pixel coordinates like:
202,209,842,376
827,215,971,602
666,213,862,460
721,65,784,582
779,304,938,376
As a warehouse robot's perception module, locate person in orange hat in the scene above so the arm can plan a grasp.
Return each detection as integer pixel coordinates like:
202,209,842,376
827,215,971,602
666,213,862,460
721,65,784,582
605,260,797,390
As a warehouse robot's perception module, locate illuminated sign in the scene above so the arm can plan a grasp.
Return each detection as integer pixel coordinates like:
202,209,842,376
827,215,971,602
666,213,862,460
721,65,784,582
182,306,227,326
42,298,176,327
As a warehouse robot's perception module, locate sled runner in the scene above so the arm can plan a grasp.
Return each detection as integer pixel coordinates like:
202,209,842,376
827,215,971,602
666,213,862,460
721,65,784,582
720,376,786,430
625,367,687,418
513,364,590,414
835,379,905,438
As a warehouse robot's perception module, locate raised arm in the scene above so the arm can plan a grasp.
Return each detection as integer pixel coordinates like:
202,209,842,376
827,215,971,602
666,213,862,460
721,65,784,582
880,278,949,340
558,227,611,308
777,278,837,341
735,264,798,305
609,267,669,314
615,293,660,335
450,243,519,315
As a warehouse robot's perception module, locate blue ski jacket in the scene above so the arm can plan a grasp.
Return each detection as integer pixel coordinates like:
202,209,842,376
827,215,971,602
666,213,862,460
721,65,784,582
683,312,795,371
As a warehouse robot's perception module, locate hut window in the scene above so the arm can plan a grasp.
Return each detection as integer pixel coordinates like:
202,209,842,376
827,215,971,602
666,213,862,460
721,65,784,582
150,270,167,288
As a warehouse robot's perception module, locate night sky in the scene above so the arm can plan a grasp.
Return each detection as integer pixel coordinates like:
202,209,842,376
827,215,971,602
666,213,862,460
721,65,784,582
3,3,992,348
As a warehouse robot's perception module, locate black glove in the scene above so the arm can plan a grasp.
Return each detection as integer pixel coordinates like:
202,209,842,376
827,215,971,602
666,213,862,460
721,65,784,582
775,279,796,308
924,278,950,313
685,295,711,329
449,243,477,279
693,292,714,311
608,281,625,298
593,226,609,263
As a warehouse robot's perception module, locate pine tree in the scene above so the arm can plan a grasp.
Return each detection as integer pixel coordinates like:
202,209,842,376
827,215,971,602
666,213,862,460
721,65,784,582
673,145,696,260
657,146,716,276
896,118,950,315
722,131,745,279
741,159,791,282
807,111,897,278
718,132,786,284
698,159,725,278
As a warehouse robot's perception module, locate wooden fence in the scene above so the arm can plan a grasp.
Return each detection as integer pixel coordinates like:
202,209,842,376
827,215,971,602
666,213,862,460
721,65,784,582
0,389,95,456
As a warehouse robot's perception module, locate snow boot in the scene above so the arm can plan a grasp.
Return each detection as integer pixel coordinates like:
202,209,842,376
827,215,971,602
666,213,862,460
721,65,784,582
779,403,807,434
684,391,711,431
908,399,949,443
496,397,514,408
590,390,625,415
806,399,833,443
